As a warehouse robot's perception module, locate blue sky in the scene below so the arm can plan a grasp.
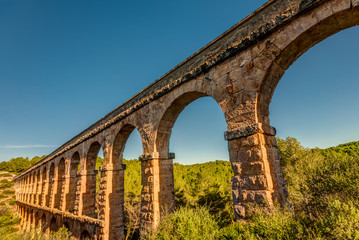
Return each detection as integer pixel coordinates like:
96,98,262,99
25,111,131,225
0,1,358,164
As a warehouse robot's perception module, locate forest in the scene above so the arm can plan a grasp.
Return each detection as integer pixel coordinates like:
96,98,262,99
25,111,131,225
1,137,359,239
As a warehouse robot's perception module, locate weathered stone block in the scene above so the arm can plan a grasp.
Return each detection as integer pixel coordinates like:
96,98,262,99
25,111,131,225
297,11,319,31
331,0,351,13
232,162,264,175
313,1,334,21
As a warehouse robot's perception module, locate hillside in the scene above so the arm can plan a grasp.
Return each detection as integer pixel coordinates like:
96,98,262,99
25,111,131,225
0,171,20,238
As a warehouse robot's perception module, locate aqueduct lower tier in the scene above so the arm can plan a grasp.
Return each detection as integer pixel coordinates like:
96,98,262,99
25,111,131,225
14,0,359,239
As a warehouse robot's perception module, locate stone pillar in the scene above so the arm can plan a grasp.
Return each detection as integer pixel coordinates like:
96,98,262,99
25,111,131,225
99,163,125,240
36,175,41,205
81,170,98,218
32,176,36,205
139,152,175,230
50,177,57,208
42,175,49,207
225,123,287,219
44,172,50,207
157,152,175,217
139,155,158,230
55,177,65,209
73,172,82,215
25,179,28,203
62,173,71,211
29,179,33,204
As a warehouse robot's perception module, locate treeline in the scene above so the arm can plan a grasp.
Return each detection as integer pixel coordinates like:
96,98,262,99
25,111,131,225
0,156,45,174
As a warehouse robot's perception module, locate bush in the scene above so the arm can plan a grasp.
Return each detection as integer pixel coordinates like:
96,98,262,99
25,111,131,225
216,208,311,240
2,190,15,195
0,207,20,238
5,226,71,240
147,206,219,240
0,173,12,177
0,179,14,189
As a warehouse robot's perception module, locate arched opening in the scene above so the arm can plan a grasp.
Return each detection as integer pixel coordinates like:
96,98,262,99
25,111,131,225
113,125,143,240
47,163,55,207
258,7,359,126
35,212,39,226
255,5,359,196
83,141,103,218
67,152,81,213
41,214,47,232
41,167,47,206
49,217,57,232
29,209,33,226
251,4,359,236
54,158,65,209
155,91,231,226
269,28,359,148
80,230,91,240
63,222,70,231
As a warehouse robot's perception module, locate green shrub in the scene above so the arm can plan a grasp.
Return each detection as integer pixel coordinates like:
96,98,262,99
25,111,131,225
147,206,219,240
0,173,12,177
6,226,71,240
2,190,15,195
0,179,14,189
313,200,359,239
0,207,20,238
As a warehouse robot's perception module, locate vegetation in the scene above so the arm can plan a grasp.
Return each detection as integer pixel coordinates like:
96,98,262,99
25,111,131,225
0,207,20,238
0,156,45,174
146,137,359,239
2,137,359,239
0,169,71,239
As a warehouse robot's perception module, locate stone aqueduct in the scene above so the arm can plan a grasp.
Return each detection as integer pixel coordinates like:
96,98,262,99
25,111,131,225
14,0,359,239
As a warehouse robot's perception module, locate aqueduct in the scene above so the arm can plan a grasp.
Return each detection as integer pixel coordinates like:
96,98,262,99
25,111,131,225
14,0,359,239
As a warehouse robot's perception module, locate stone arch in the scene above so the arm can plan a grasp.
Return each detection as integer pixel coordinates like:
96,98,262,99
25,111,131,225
258,3,359,124
107,123,146,239
35,211,39,226
155,91,218,155
29,209,34,226
80,230,91,240
41,213,47,232
153,91,230,218
86,141,102,171
67,151,81,212
112,124,146,166
54,158,65,209
50,216,57,232
249,0,359,208
63,222,70,232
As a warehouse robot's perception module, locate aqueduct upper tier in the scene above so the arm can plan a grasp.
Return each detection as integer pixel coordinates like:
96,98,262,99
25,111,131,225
14,0,359,239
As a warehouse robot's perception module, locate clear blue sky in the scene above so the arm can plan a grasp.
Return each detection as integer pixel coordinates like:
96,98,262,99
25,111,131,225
0,1,358,164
